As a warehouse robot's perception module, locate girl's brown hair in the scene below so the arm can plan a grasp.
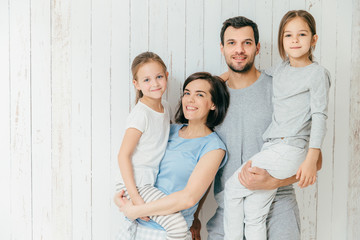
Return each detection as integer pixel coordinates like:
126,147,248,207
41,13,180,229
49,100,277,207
131,52,167,103
278,10,317,61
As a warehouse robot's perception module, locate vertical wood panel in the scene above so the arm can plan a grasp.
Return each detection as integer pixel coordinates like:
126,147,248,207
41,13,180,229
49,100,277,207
185,0,204,76
238,0,256,23
295,2,322,239
167,0,185,112
0,0,11,239
91,0,112,239
317,0,337,239
204,0,222,75
255,0,273,70
51,0,72,238
271,0,289,65
130,0,149,108
31,0,52,239
348,0,360,238
200,1,223,238
71,0,92,239
149,0,168,64
9,0,32,239
332,0,352,238
110,0,131,237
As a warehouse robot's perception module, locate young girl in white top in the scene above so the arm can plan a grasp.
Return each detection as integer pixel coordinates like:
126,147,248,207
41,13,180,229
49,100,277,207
116,52,187,240
224,10,331,240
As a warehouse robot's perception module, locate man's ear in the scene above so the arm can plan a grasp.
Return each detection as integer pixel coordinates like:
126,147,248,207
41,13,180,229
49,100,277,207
220,43,224,56
256,42,261,55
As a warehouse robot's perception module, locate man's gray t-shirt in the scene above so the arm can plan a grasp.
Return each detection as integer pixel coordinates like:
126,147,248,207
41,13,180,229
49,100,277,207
207,72,300,240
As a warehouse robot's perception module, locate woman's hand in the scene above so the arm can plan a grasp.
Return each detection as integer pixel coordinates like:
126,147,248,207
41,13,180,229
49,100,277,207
114,191,150,221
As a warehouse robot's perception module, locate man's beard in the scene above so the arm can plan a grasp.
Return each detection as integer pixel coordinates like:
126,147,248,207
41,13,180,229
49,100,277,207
228,62,253,73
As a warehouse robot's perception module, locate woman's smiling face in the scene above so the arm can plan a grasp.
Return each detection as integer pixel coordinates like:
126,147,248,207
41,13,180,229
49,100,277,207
182,79,215,124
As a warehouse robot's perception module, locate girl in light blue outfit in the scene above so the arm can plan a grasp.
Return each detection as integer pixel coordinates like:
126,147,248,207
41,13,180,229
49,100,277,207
224,10,331,240
115,72,230,240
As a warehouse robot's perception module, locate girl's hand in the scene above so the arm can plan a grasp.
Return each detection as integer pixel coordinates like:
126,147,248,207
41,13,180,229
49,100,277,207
296,159,317,188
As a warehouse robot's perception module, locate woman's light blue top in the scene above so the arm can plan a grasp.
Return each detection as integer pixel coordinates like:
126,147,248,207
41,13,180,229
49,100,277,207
138,124,227,230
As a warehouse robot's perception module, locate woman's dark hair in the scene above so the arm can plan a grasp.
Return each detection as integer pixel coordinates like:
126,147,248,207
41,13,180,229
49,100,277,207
175,72,230,130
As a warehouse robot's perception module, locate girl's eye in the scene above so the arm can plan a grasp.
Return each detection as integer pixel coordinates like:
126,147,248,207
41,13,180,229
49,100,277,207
144,78,149,82
300,33,306,36
183,92,190,96
157,75,163,79
284,34,291,37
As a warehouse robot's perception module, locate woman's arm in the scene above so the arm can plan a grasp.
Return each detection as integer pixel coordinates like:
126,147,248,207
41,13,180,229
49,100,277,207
239,151,323,190
118,128,144,205
118,149,225,220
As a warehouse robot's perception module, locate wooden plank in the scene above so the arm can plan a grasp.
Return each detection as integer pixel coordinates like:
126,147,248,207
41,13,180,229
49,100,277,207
91,0,112,239
295,2,322,239
149,0,168,63
51,0,72,238
204,0,222,75
130,0,149,108
110,0,131,237
348,0,360,238
238,0,256,22
71,0,92,239
9,0,32,239
255,0,273,70
167,0,186,113
0,1,11,239
200,2,223,238
185,0,204,76
271,0,289,65
332,0,352,238
31,0,52,239
316,0,337,239
220,0,239,71
290,0,306,10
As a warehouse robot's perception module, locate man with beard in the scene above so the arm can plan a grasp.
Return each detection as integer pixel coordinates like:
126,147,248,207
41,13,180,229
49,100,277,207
191,16,303,240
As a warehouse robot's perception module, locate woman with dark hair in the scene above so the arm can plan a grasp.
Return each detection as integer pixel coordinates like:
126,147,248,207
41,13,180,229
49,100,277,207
114,72,230,239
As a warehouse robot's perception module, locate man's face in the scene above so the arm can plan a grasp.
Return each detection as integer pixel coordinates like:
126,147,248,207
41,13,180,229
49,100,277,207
221,26,259,73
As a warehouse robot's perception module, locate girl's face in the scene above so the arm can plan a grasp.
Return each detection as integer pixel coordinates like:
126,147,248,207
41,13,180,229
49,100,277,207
182,79,215,124
133,61,168,100
283,17,318,65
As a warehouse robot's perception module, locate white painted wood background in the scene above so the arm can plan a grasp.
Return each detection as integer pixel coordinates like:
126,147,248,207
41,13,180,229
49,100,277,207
0,0,359,239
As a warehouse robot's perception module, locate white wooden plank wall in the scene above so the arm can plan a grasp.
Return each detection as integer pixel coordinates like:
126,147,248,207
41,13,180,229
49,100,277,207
0,0,358,239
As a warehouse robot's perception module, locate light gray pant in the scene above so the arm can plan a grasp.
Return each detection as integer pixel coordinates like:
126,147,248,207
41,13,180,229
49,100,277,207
224,142,306,240
116,183,188,240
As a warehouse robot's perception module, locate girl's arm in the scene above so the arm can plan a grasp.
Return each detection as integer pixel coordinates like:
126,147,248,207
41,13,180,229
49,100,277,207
296,148,320,188
118,128,144,205
118,149,225,220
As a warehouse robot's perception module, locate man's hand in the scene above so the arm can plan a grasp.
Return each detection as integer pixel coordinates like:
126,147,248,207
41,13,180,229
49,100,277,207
190,217,201,240
238,161,280,190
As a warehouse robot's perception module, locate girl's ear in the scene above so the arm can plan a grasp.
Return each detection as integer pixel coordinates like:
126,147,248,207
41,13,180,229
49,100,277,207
166,71,169,78
312,34,319,46
133,79,140,90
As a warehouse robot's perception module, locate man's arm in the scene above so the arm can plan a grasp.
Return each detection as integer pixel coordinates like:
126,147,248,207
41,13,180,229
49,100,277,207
190,184,212,240
239,152,323,190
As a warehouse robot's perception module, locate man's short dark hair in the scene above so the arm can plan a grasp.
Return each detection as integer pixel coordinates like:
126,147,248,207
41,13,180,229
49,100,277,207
220,16,259,46
175,72,230,131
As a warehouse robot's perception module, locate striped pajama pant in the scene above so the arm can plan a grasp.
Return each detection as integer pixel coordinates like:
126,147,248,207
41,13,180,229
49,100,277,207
116,183,188,240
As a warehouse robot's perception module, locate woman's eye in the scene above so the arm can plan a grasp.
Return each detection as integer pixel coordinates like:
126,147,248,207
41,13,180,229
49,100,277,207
197,94,204,97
